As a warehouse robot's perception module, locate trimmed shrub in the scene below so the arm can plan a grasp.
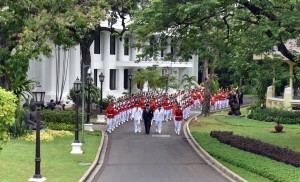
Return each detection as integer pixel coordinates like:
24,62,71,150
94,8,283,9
248,108,300,124
192,132,300,182
210,131,300,167
39,109,86,124
46,122,82,131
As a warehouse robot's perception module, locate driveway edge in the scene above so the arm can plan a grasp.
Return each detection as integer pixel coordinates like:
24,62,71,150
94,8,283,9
78,130,108,182
183,116,248,182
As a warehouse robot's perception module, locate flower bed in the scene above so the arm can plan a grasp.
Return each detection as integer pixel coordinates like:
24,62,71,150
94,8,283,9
210,131,300,167
20,130,73,142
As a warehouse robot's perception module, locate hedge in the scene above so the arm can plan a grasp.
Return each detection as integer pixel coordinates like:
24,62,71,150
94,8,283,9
40,109,86,124
192,132,300,182
248,108,300,124
210,131,300,167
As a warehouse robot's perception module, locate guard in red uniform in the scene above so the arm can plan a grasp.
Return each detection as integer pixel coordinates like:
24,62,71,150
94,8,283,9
105,102,115,133
174,105,183,135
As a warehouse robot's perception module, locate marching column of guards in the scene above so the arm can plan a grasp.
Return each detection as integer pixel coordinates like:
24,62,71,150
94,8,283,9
105,88,233,135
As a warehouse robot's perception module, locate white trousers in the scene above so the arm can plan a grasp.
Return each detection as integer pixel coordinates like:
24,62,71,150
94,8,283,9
107,118,113,131
134,120,141,132
194,100,200,109
155,120,163,133
174,120,182,134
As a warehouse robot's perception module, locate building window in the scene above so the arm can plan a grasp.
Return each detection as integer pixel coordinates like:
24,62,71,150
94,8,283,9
110,69,116,90
124,69,128,89
110,35,116,55
160,39,166,57
124,36,129,56
94,69,98,87
94,34,100,54
170,39,174,56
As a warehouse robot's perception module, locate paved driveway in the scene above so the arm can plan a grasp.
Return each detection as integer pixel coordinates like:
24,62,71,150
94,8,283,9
91,110,228,182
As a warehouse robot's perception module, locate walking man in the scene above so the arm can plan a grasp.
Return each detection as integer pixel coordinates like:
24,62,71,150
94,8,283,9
132,104,142,133
142,104,153,134
153,104,164,134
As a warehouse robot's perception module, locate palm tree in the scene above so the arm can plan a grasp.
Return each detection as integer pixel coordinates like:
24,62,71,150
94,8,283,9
133,69,148,92
146,69,161,92
181,74,199,90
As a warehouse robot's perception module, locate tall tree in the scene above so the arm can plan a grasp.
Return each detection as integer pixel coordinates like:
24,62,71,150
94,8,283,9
131,0,233,115
0,1,109,91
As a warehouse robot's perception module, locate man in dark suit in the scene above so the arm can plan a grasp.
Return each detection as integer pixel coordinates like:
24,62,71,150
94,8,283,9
142,104,153,134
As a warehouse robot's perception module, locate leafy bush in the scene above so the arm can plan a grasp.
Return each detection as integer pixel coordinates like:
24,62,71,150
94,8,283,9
8,107,29,138
68,84,100,104
40,109,86,124
248,108,300,124
0,87,17,149
210,131,300,167
192,132,300,182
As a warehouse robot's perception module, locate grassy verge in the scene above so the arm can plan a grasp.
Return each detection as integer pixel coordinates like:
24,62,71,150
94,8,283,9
0,131,101,182
218,159,272,182
190,114,300,182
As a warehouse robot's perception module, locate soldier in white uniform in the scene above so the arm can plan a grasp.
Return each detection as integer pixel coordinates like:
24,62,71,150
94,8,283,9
131,104,142,133
153,105,164,134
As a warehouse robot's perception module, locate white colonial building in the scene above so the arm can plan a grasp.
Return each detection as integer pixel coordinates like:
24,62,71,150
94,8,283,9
27,22,198,103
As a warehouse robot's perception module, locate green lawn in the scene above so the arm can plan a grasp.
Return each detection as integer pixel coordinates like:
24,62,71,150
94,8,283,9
0,132,101,182
190,113,300,182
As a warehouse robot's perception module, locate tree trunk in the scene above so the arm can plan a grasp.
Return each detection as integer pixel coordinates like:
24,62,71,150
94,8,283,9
202,59,208,83
202,78,211,116
80,42,92,66
202,55,217,116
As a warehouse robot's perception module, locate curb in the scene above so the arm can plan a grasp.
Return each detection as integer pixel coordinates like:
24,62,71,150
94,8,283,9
183,115,248,182
78,130,108,182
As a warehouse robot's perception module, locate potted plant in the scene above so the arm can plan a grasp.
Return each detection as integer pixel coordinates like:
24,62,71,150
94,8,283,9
274,117,284,132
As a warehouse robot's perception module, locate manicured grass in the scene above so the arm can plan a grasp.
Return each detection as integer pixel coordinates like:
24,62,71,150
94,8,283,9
190,114,300,182
191,132,300,182
218,159,272,182
0,132,101,182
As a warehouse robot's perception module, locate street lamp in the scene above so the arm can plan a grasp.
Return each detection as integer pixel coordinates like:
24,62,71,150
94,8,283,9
86,69,92,124
32,84,45,108
71,77,83,154
28,85,46,182
128,72,133,95
99,72,105,114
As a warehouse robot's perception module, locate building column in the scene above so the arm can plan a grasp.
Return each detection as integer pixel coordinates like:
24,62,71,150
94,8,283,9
102,31,111,92
118,68,124,91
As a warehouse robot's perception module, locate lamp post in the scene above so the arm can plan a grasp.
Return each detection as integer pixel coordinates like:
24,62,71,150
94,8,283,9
84,69,94,132
71,77,83,154
28,85,46,182
128,72,133,95
81,64,90,143
86,70,92,124
99,72,105,114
